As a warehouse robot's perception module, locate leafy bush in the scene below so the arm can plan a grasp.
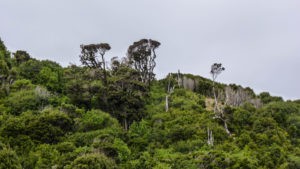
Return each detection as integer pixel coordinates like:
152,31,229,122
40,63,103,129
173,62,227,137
0,143,22,169
0,86,50,115
69,153,117,169
77,109,119,132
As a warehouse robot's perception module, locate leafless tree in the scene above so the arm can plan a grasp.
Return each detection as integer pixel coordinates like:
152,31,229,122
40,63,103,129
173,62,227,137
165,73,174,112
225,86,262,108
207,127,214,146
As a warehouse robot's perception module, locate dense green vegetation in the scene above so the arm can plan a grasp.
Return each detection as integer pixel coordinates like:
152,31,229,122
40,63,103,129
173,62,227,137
0,37,299,169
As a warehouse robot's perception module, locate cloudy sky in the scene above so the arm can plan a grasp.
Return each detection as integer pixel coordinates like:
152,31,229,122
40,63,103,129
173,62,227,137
1,0,300,99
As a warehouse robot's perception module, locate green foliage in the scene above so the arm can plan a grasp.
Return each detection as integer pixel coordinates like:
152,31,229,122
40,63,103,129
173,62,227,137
13,50,30,65
55,141,76,154
55,146,91,168
231,108,253,134
59,103,84,118
0,59,9,76
1,109,74,144
0,38,11,66
37,66,62,92
69,153,117,169
0,144,22,169
27,144,60,169
113,138,131,162
67,121,122,148
10,79,34,92
260,102,300,128
64,66,105,109
170,88,205,112
127,120,151,154
77,109,119,132
259,92,283,104
18,59,64,92
26,109,74,144
0,43,15,98
18,59,42,83
197,76,214,96
0,86,50,115
107,64,148,130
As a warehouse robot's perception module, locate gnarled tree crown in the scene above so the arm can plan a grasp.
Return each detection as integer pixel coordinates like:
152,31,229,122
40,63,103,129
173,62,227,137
210,63,225,81
79,43,111,69
127,39,160,85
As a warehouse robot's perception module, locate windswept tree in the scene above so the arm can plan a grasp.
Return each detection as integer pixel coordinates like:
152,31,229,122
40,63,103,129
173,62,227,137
127,39,160,87
80,43,111,84
210,63,225,113
210,63,231,135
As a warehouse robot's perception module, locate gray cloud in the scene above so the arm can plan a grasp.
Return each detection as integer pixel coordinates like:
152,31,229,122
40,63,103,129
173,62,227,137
1,0,299,99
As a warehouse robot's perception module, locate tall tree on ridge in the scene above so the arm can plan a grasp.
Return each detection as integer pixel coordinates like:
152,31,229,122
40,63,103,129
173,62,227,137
127,39,160,88
210,63,225,114
210,63,231,135
79,43,111,85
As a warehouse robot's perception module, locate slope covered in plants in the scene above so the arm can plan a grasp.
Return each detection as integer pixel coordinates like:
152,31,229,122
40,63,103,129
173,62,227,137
0,38,299,169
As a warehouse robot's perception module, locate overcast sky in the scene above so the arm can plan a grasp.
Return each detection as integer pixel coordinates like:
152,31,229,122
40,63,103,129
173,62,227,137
1,0,300,100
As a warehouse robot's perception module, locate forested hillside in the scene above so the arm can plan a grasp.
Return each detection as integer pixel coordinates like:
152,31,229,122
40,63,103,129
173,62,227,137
0,38,300,169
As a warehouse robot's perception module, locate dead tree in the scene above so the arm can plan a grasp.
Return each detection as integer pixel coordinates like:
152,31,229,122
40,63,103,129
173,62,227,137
207,127,214,146
177,70,183,87
165,73,174,112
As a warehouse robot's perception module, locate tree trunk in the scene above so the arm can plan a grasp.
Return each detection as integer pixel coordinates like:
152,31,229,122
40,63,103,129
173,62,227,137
124,116,128,131
101,54,107,85
165,95,169,112
165,73,172,112
207,127,214,146
212,80,219,114
223,120,231,136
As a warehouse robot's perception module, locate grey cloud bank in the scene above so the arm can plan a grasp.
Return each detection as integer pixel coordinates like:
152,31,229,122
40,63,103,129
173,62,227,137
1,0,300,99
